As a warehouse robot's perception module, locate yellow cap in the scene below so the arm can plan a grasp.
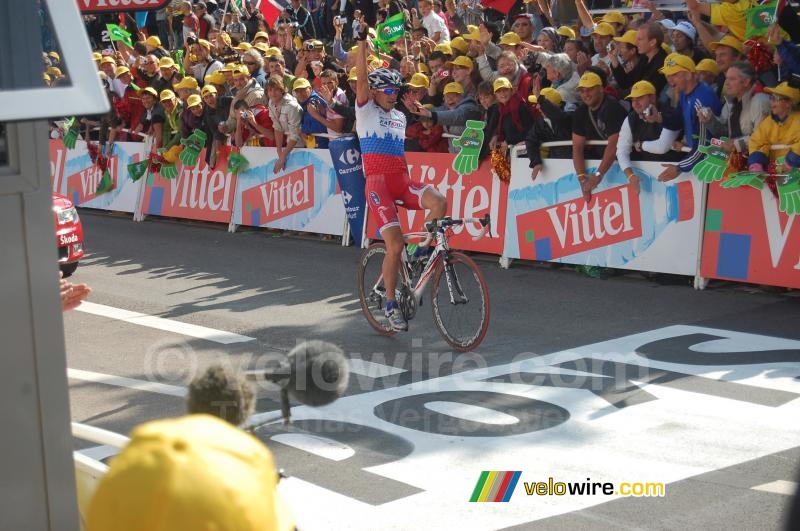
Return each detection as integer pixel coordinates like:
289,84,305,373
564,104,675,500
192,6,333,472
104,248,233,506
48,51,60,62
407,73,430,88
347,67,358,81
221,62,238,72
540,87,563,106
145,36,162,48
233,65,250,76
206,71,227,85
46,66,63,78
198,39,212,50
173,76,199,91
186,94,203,108
434,41,453,55
43,73,51,82
447,55,474,70
114,65,131,77
765,81,800,103
417,62,430,74
659,53,696,75
443,82,464,95
159,89,176,102
235,42,253,52
100,56,117,66
591,23,615,37
709,34,744,53
86,415,294,531
601,11,626,26
201,84,218,96
254,42,271,54
140,86,159,98
613,30,638,46
253,31,270,41
557,26,576,40
696,58,721,76
462,24,481,41
292,77,312,91
499,32,521,46
158,56,177,69
92,52,102,61
493,77,513,92
451,36,468,54
266,47,282,58
625,80,656,99
219,32,232,46
577,72,603,88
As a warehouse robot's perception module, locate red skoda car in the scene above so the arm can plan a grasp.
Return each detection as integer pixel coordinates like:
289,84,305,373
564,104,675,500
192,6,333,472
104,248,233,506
53,193,85,277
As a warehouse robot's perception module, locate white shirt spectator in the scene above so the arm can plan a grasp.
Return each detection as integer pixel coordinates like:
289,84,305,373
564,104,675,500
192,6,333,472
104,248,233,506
422,11,450,43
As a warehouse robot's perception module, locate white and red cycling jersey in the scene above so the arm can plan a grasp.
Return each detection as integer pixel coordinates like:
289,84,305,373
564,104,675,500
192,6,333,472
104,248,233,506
356,99,430,232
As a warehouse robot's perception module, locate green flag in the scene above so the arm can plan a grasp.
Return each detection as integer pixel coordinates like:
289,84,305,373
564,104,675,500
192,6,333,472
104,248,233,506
375,12,406,52
745,1,778,40
106,23,133,47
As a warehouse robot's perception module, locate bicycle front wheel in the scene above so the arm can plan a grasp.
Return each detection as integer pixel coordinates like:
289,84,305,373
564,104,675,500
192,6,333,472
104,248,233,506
357,243,397,336
430,252,490,352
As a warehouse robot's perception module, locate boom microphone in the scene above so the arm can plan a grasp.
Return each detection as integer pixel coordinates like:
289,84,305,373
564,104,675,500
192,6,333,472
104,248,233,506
286,340,350,406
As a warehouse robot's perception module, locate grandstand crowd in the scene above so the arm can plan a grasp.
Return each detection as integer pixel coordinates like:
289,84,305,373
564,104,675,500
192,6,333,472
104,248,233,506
44,0,800,191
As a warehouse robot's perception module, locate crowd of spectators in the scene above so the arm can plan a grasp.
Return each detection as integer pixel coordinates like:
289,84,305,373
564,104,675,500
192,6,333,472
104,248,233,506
44,0,800,193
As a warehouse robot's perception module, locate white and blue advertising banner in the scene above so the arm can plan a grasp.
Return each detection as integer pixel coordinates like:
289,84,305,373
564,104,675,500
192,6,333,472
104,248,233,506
232,147,346,235
328,136,367,247
50,140,147,213
503,155,703,275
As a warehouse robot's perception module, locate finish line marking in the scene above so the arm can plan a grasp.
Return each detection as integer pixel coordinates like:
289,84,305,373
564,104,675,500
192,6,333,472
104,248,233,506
75,301,255,344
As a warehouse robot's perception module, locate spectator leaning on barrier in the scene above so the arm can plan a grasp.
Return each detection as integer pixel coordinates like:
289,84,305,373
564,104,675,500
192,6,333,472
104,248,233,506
572,71,628,202
657,53,723,182
703,61,770,158
406,103,449,153
617,80,683,194
492,76,532,150
85,414,295,531
135,87,165,148
267,77,303,173
525,87,572,181
220,65,265,136
747,82,800,172
159,89,183,148
234,97,276,148
446,55,478,100
476,80,499,160
293,77,329,149
185,94,205,137
405,81,483,153
307,69,347,135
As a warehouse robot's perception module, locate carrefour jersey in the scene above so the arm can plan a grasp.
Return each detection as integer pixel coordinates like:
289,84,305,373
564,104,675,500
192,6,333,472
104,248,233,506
355,99,407,177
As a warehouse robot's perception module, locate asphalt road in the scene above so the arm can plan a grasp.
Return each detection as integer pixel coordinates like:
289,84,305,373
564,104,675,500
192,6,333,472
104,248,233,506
65,211,800,530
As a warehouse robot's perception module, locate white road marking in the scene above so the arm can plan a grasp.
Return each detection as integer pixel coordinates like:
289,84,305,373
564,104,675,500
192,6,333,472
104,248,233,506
270,434,355,461
68,368,186,397
75,301,255,344
424,401,520,425
347,358,406,378
751,480,798,496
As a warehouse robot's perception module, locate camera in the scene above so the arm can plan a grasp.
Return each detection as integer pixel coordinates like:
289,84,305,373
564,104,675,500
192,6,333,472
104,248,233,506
643,105,654,118
186,34,198,46
334,15,347,25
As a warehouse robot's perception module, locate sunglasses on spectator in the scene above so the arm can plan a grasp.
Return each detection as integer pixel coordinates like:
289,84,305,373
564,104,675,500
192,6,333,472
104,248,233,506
380,87,400,95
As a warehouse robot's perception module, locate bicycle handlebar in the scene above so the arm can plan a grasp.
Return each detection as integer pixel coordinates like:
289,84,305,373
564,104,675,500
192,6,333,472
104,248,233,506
419,214,491,247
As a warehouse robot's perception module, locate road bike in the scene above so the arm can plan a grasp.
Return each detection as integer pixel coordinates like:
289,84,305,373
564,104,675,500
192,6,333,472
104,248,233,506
357,215,491,352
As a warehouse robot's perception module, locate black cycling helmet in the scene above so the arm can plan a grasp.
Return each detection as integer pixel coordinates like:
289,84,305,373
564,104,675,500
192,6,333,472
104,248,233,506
367,68,403,89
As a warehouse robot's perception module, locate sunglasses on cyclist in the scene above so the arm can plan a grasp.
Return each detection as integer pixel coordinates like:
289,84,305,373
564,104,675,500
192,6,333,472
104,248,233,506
380,87,400,95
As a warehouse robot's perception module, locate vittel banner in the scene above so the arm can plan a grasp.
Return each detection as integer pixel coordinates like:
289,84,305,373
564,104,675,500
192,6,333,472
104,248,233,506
364,153,507,255
504,157,702,275
232,147,346,235
50,140,147,213
701,183,800,288
142,149,237,224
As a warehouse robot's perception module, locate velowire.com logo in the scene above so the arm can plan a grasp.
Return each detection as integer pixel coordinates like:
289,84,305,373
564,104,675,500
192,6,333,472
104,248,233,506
469,471,522,502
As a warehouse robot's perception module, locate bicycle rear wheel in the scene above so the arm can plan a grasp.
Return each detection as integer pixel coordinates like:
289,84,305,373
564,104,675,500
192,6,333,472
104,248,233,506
430,252,490,352
357,243,396,336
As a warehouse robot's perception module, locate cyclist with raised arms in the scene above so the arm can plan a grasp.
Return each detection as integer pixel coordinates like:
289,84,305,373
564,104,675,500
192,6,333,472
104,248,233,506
355,24,447,332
